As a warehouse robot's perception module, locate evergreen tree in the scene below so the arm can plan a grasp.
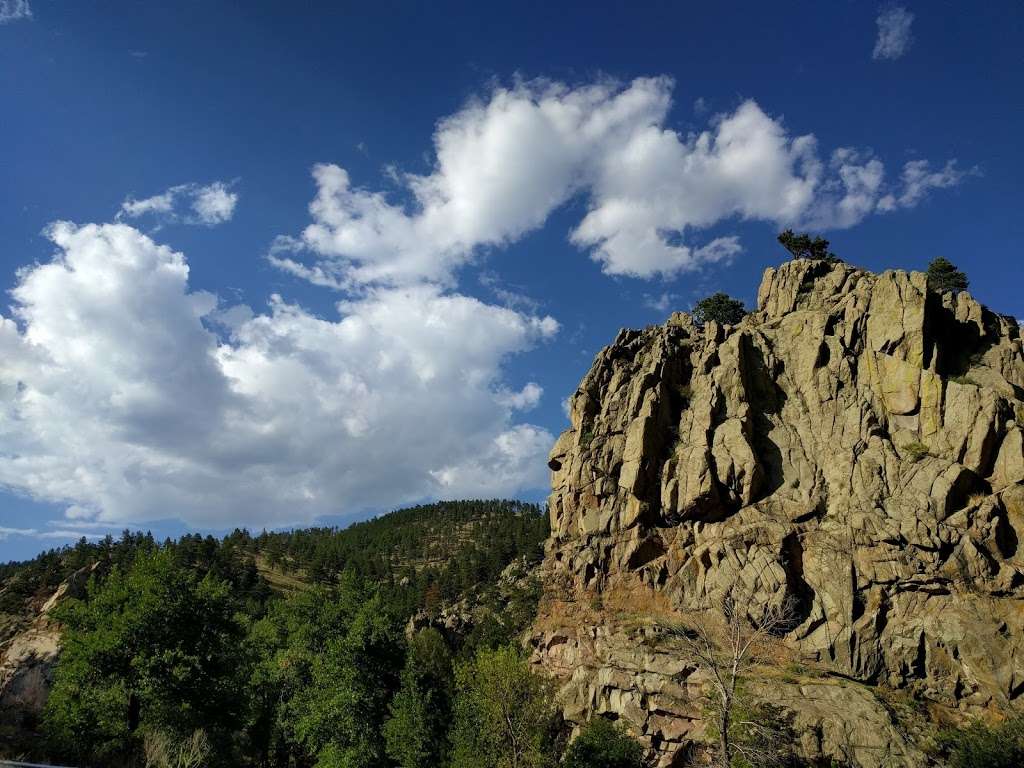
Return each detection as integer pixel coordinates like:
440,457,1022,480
692,293,746,326
777,229,840,262
926,256,969,294
384,628,455,768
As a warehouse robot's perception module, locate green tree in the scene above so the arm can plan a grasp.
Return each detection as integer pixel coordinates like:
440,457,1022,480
450,645,557,768
384,628,455,768
249,574,403,768
43,549,248,765
926,256,969,294
563,718,647,768
776,229,840,262
692,293,747,326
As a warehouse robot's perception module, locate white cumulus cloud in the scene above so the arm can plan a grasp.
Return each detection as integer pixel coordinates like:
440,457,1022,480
276,77,966,283
873,5,914,61
119,181,239,226
0,222,557,529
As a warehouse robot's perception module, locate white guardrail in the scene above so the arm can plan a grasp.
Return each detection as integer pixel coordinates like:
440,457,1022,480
0,761,78,768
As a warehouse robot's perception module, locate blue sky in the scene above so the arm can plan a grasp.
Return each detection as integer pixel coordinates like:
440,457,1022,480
1,1,1021,562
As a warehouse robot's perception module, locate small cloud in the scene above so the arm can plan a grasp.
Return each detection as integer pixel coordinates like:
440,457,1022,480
496,382,543,411
0,0,31,25
877,159,977,211
644,292,677,314
38,529,105,540
693,97,708,115
121,189,177,218
119,181,239,226
873,4,914,61
479,271,541,312
49,519,118,530
129,50,148,59
532,316,560,339
191,181,238,224
0,525,37,540
65,504,96,520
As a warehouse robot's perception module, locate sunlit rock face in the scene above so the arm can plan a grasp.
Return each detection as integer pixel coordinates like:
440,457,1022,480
0,564,95,752
532,258,1024,767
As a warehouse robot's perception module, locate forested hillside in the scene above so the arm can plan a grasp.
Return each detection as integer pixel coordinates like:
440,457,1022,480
0,499,580,768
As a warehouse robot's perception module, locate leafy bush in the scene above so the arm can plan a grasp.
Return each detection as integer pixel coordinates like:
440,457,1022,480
450,645,557,768
777,229,840,262
926,257,969,294
935,715,1024,768
563,718,647,768
693,292,747,326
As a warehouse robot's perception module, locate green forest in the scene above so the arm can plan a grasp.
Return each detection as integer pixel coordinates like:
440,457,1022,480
0,500,646,768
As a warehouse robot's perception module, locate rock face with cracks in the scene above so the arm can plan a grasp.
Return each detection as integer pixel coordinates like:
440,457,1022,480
532,259,1024,767
0,564,93,751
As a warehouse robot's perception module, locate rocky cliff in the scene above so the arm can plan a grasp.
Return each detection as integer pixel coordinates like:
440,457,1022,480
0,564,92,752
532,258,1024,766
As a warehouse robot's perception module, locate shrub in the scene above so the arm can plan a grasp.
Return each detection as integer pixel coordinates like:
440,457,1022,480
777,229,840,262
563,718,647,768
949,374,979,387
693,293,746,326
142,729,210,768
926,257,969,294
901,441,931,462
935,715,1024,768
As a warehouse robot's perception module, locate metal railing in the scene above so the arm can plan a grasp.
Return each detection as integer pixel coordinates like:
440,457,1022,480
0,761,78,768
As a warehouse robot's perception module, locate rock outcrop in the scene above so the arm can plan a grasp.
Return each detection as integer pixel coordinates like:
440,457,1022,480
0,564,93,751
532,259,1024,766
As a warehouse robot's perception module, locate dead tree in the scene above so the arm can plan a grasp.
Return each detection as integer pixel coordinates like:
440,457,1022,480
666,593,796,768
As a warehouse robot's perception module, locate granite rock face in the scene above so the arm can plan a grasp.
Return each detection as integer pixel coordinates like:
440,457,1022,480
532,259,1024,766
0,564,93,750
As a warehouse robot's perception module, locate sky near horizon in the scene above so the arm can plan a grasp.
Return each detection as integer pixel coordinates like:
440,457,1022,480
1,1,1022,561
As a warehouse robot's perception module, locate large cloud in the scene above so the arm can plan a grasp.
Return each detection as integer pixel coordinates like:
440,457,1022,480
273,77,968,283
0,222,557,528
